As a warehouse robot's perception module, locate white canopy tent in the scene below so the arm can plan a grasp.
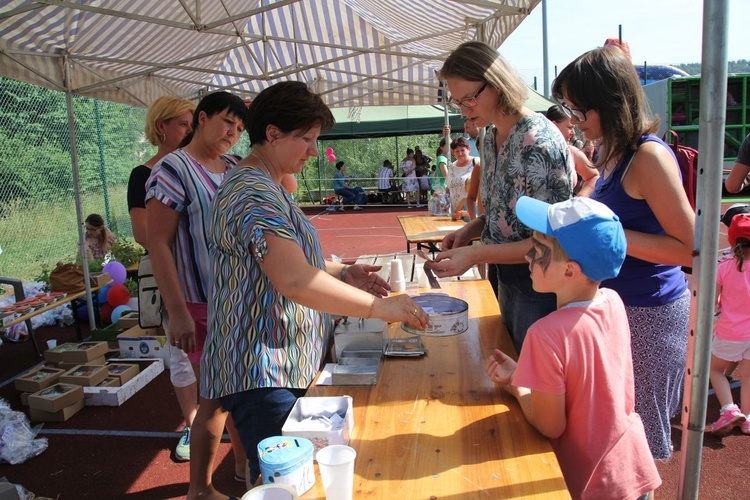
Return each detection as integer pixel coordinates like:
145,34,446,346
0,1,731,498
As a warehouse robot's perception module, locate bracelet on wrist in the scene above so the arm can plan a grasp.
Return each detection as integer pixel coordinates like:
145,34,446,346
366,297,376,319
340,264,349,282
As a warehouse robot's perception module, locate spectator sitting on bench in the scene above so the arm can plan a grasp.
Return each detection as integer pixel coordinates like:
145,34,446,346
334,160,367,211
378,159,401,203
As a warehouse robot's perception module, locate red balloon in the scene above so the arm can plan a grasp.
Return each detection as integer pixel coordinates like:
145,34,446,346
107,284,131,307
100,302,114,324
325,147,334,155
328,154,336,163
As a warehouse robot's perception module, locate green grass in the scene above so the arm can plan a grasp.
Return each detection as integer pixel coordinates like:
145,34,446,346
0,185,134,281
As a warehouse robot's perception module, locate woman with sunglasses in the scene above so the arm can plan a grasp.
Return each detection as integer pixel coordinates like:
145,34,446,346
432,41,573,353
552,45,694,460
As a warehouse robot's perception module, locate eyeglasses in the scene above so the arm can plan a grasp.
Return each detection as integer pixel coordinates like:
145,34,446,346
447,82,488,110
558,101,589,123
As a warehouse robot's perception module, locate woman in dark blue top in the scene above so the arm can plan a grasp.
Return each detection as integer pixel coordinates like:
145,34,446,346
552,45,695,459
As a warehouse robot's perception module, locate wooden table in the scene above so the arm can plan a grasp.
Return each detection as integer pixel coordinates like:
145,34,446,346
396,215,466,253
1,283,111,356
303,278,569,499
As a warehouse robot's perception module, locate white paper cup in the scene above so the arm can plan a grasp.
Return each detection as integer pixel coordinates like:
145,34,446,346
46,339,57,349
241,484,298,500
390,259,405,292
316,445,356,500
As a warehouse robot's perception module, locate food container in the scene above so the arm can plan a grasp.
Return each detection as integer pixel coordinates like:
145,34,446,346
257,436,315,496
402,293,469,337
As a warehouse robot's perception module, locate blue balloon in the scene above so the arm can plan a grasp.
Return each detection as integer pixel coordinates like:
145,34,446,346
111,304,132,324
97,285,111,304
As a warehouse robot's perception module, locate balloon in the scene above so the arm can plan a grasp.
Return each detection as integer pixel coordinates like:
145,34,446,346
102,260,127,285
126,297,139,311
111,305,132,324
97,285,111,304
100,302,114,324
325,147,334,155
327,154,336,163
107,284,131,307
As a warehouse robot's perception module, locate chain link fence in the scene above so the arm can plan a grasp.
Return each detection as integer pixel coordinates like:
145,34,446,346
0,77,445,281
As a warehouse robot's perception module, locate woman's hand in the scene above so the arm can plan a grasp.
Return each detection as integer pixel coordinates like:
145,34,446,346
485,348,517,385
373,294,430,329
168,313,196,354
428,246,475,278
343,264,390,297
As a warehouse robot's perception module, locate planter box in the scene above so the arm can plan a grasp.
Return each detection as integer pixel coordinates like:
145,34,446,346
28,383,84,413
94,377,119,388
90,323,127,342
14,366,65,393
117,326,170,368
83,359,164,406
29,399,85,422
59,364,109,387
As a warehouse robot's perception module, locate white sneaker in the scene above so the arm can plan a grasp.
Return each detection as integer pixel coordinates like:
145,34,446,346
353,205,363,211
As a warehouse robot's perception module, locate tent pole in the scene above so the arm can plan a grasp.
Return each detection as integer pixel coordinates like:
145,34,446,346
678,1,728,498
63,54,97,332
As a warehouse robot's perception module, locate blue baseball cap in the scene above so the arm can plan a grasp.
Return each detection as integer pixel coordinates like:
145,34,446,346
516,196,627,282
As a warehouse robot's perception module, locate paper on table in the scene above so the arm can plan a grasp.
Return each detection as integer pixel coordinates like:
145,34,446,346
437,225,460,231
316,363,336,385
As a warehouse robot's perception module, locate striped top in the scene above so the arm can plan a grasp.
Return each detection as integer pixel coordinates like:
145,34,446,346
201,166,331,398
145,149,239,303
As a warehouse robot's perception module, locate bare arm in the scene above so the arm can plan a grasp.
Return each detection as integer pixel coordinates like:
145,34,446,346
146,199,195,352
725,161,750,193
258,234,429,328
129,207,148,249
570,147,599,198
430,238,532,278
485,349,566,439
466,162,482,219
621,142,695,267
440,215,484,250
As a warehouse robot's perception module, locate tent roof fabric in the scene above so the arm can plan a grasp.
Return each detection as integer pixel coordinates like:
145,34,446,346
0,0,540,108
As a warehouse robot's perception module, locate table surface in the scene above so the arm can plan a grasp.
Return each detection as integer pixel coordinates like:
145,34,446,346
396,215,466,245
2,283,111,330
303,278,569,499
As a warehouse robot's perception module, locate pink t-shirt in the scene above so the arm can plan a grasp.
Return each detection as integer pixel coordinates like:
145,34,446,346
715,257,750,341
514,288,661,500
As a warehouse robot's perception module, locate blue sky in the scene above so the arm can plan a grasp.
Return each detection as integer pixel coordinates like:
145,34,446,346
501,0,748,88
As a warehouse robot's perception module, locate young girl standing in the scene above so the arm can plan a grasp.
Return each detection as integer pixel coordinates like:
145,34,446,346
709,213,750,435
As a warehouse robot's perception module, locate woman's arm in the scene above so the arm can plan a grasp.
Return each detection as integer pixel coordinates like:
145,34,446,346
622,142,695,267
466,162,482,219
146,199,196,352
431,238,532,277
129,207,148,249
570,147,599,198
258,235,429,327
725,161,750,193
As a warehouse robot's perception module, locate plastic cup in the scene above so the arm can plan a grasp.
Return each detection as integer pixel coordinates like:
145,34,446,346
241,484,298,500
46,339,57,349
316,445,356,500
390,259,405,292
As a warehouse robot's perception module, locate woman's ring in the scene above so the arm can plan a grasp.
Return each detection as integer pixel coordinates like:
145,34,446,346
412,308,417,315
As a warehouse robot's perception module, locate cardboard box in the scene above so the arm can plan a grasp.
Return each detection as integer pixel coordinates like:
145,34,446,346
20,392,31,406
59,364,109,386
282,396,354,454
117,326,170,368
14,366,65,392
90,272,111,288
29,398,85,422
106,363,139,386
28,383,84,413
84,358,164,406
90,322,127,342
95,377,119,388
44,342,108,363
116,311,140,329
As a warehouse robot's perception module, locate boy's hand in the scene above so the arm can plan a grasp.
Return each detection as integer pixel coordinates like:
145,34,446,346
485,348,517,385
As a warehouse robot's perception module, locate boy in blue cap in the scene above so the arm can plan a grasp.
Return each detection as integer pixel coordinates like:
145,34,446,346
485,196,661,499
